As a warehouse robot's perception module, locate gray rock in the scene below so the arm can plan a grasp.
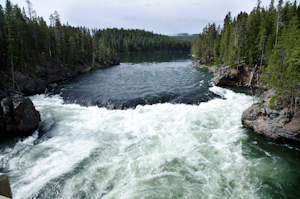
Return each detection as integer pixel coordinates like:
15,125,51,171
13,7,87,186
210,64,259,87
0,90,7,101
208,67,217,74
1,98,12,118
265,108,279,119
23,79,48,95
212,66,239,86
0,173,12,199
0,94,40,137
241,89,300,144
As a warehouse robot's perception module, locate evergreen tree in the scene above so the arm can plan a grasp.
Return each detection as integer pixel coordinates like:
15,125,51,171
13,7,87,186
0,5,5,69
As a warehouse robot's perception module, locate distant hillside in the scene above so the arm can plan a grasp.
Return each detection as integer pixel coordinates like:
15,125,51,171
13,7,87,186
171,34,198,41
95,29,192,53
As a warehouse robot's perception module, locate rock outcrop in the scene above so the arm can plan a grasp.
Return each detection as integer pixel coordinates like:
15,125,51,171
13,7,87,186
0,91,40,137
211,66,239,86
1,57,120,96
201,62,299,144
209,63,258,87
241,89,300,144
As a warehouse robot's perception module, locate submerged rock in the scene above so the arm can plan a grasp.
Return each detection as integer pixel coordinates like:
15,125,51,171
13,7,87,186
241,89,300,144
0,93,40,137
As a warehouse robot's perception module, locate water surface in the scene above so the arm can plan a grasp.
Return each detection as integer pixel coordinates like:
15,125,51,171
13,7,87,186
0,53,299,199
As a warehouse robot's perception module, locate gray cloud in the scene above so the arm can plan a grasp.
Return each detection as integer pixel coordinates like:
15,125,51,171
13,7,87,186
10,0,281,35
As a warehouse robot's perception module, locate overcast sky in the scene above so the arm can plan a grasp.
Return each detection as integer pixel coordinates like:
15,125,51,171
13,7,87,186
5,0,281,35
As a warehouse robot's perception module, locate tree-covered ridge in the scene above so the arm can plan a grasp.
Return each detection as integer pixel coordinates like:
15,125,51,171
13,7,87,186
95,29,192,53
0,0,191,80
192,0,300,113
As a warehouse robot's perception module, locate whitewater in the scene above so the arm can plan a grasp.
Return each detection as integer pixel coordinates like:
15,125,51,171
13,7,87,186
0,54,299,198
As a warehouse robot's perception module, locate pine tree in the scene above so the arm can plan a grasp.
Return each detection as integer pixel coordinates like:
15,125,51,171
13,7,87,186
275,0,284,46
5,0,18,89
0,5,5,69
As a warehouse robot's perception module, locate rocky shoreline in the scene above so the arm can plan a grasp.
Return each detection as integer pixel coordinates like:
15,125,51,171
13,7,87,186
199,63,300,145
193,62,259,88
1,57,120,96
0,58,120,138
241,89,300,145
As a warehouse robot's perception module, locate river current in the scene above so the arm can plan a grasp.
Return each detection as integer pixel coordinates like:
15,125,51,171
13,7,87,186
0,53,300,199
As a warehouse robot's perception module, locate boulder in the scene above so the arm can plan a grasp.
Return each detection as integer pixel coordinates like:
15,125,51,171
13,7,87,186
0,94,40,137
241,89,300,144
23,79,48,95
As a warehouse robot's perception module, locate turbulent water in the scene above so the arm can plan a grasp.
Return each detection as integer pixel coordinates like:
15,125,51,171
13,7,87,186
1,53,300,199
48,54,219,109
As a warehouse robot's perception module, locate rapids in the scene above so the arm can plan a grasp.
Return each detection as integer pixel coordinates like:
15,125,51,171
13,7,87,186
0,53,300,199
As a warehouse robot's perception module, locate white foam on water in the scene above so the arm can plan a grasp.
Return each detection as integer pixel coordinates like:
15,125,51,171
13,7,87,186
0,88,283,198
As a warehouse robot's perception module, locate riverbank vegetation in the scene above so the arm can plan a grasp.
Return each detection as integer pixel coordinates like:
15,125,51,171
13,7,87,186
192,0,300,113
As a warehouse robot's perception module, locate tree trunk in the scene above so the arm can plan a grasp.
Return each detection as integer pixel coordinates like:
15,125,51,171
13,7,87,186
291,79,295,115
8,30,15,90
11,52,15,90
275,3,281,46
49,45,52,57
275,14,279,46
260,43,264,71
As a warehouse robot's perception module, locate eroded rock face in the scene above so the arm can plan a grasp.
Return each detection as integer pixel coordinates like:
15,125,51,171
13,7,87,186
2,57,121,96
212,66,239,86
0,94,40,137
210,63,256,87
241,89,300,144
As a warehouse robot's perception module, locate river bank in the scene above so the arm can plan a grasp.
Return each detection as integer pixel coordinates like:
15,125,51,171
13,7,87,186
1,57,120,96
192,61,259,88
0,57,120,137
202,62,300,145
241,89,300,145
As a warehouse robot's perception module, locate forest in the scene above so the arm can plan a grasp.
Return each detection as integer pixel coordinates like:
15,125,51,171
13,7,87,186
0,0,191,85
94,29,191,53
192,0,300,110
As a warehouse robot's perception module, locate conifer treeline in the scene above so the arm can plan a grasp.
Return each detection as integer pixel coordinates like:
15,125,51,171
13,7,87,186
192,0,298,66
0,0,191,73
192,0,300,110
95,29,191,53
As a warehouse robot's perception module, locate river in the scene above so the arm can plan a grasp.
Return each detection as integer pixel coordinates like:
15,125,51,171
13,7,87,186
0,53,300,199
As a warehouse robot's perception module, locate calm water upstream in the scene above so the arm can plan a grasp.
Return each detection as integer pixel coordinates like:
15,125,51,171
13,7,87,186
0,53,300,199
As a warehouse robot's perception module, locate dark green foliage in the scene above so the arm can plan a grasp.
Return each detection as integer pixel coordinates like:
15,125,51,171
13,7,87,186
261,15,300,113
94,28,191,54
0,0,190,74
192,0,300,112
191,23,220,65
191,1,300,67
0,0,116,71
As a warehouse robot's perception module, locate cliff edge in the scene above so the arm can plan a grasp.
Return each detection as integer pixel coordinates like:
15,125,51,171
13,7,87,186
208,63,259,87
241,89,300,144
